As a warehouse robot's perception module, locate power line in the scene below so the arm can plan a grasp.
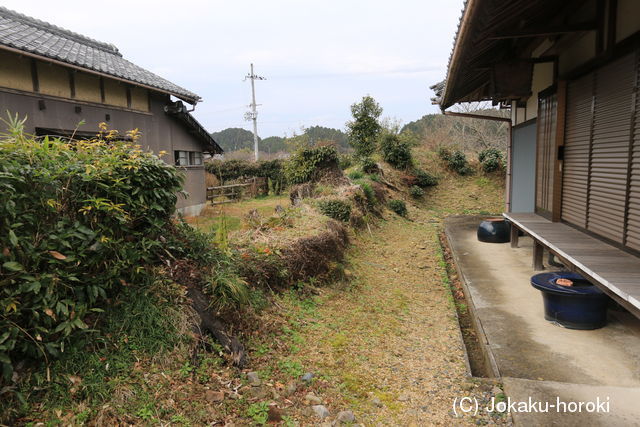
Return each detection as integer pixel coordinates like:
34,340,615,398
243,63,266,161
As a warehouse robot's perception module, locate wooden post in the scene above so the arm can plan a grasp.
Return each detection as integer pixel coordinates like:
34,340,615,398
510,224,520,248
552,80,567,222
533,241,545,270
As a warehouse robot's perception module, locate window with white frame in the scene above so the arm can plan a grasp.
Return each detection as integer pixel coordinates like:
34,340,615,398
174,150,203,166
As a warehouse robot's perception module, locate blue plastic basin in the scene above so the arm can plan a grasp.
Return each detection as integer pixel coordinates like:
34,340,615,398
530,272,609,330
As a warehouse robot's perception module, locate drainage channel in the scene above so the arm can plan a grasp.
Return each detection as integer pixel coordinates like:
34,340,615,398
439,232,494,378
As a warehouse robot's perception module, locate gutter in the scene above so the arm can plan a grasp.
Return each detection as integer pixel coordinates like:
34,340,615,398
444,111,513,212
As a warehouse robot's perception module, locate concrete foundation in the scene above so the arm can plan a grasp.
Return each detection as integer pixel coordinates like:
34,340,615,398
445,216,640,425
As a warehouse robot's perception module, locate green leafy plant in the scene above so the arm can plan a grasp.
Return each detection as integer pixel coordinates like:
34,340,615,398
179,361,194,378
443,150,473,175
346,95,383,158
136,405,154,421
379,133,413,169
246,402,270,425
413,168,438,187
409,186,424,198
278,358,304,377
0,117,183,380
317,199,352,222
388,199,408,217
478,148,505,173
284,145,340,184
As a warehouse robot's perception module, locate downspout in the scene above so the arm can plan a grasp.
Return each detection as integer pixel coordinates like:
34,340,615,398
443,111,513,213
186,100,198,112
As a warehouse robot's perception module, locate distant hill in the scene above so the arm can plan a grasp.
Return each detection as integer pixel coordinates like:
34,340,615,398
212,126,349,154
210,128,259,152
401,114,440,136
304,126,349,151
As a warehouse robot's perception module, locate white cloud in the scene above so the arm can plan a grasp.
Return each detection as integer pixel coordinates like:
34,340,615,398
2,0,463,136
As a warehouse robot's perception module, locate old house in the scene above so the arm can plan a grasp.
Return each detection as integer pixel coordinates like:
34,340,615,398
0,7,222,215
434,0,640,318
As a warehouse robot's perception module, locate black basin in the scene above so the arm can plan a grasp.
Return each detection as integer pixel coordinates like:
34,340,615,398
531,272,609,330
477,218,511,243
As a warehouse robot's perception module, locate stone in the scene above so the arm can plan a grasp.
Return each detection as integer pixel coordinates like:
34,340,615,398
312,405,330,420
333,410,356,424
205,390,224,402
305,392,322,405
301,372,314,383
245,386,269,400
267,404,283,422
371,397,383,407
247,371,261,386
285,381,298,396
397,394,410,402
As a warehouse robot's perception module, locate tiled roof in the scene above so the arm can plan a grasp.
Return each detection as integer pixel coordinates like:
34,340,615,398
0,6,200,103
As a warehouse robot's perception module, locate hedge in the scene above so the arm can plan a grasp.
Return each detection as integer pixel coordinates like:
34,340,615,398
0,121,183,380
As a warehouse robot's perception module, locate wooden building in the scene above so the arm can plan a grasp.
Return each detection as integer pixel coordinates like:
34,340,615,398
434,0,640,317
0,7,222,215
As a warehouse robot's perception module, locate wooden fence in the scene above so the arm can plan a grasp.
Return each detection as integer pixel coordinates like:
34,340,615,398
206,177,268,205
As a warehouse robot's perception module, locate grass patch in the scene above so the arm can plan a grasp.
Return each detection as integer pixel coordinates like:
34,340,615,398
7,276,190,422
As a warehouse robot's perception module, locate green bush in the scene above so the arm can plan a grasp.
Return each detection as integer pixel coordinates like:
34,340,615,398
346,96,383,158
0,119,183,380
413,168,438,187
360,157,378,174
478,148,505,173
388,199,407,216
446,150,473,176
284,145,340,184
317,199,352,222
379,133,413,169
409,185,424,198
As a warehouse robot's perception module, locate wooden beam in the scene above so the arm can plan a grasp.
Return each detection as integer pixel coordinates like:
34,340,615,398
551,80,567,222
488,22,597,40
607,0,618,51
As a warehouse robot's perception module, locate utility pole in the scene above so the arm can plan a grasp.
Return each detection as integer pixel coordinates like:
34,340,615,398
244,63,266,161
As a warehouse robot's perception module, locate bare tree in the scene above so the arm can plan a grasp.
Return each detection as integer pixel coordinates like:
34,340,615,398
450,102,510,152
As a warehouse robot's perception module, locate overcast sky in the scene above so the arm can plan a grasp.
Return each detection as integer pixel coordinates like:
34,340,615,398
3,0,463,137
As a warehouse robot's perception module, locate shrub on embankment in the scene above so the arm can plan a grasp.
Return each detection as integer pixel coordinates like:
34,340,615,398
0,120,183,380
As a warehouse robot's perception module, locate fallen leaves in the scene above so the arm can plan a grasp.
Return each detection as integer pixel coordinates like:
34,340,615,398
48,250,67,260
